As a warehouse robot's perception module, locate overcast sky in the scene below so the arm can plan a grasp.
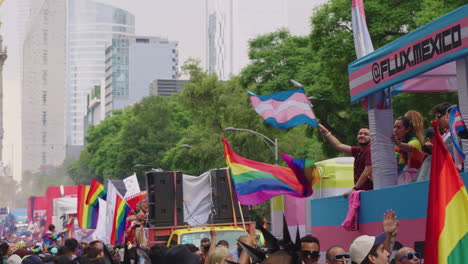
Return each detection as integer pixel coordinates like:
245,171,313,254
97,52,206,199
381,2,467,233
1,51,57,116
0,0,324,180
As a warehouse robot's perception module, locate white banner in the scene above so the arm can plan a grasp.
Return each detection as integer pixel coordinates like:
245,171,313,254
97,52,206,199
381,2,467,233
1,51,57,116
183,171,212,225
105,182,119,244
94,198,107,242
123,174,140,199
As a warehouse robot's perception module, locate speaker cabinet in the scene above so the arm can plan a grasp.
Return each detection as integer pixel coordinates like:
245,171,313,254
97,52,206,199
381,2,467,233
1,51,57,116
146,171,184,227
210,169,249,223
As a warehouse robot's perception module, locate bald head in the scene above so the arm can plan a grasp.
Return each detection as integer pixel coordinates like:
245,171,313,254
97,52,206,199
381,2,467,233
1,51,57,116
325,246,345,264
395,247,420,264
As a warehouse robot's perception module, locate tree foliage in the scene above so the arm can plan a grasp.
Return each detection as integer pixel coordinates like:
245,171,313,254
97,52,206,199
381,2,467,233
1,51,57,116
67,0,464,187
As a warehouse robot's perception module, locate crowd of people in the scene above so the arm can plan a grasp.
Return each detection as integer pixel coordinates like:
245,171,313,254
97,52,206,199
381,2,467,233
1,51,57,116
0,209,420,264
319,102,466,196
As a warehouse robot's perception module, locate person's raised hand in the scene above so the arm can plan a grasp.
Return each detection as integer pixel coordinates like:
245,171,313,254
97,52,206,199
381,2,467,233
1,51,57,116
382,209,399,234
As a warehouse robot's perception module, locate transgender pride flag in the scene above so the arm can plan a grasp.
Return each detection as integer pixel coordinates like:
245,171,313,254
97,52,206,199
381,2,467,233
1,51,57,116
449,106,467,170
249,88,318,129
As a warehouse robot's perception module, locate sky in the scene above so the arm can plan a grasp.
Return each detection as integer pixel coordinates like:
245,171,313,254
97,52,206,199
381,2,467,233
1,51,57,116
0,0,324,180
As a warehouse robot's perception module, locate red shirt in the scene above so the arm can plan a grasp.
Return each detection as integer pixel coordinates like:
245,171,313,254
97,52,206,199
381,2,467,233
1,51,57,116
351,144,373,191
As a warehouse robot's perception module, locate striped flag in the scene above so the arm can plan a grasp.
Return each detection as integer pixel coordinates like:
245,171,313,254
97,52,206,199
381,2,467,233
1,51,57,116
86,179,107,206
77,185,98,229
248,88,318,129
110,195,130,245
61,215,74,235
424,120,468,264
449,106,467,170
222,137,313,205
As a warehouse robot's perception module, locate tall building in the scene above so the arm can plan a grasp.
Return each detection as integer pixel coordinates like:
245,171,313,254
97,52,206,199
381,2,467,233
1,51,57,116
149,79,187,97
104,36,178,116
21,0,67,173
66,0,135,156
207,0,326,80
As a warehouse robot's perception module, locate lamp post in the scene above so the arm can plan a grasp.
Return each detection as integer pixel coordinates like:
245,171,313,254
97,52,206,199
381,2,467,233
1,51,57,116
223,127,278,165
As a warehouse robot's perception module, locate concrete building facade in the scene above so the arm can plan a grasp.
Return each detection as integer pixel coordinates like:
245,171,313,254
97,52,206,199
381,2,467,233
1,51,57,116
104,36,178,117
21,0,67,173
66,0,134,156
149,79,187,97
206,0,326,80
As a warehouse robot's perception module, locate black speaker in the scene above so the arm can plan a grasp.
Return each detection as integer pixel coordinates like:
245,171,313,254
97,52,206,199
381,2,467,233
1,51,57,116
210,169,249,223
146,171,184,227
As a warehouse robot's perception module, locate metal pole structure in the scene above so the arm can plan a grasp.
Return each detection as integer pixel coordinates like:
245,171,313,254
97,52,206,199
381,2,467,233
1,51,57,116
223,127,282,236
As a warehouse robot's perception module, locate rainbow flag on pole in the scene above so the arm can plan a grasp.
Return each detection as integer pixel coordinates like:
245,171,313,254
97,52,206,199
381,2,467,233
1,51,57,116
77,185,98,229
424,120,468,264
110,195,130,245
86,179,107,206
222,137,313,205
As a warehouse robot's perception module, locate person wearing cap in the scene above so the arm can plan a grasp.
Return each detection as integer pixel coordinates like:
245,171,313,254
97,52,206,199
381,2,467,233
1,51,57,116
161,244,199,264
349,233,389,264
394,247,420,264
326,246,350,264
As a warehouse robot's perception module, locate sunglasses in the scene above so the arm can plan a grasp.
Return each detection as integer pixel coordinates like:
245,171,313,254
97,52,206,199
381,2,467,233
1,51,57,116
301,250,320,259
335,253,351,260
398,252,421,261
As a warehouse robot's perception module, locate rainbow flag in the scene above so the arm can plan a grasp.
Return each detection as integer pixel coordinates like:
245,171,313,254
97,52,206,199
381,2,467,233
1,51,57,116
77,185,98,229
86,179,107,206
110,195,130,245
222,137,313,205
62,215,74,233
424,120,468,264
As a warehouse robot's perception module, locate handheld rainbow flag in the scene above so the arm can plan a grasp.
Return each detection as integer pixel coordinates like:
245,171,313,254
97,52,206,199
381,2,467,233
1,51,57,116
110,195,130,245
448,106,467,170
77,185,98,229
248,88,318,129
86,179,107,206
222,137,314,205
62,215,74,233
424,120,468,264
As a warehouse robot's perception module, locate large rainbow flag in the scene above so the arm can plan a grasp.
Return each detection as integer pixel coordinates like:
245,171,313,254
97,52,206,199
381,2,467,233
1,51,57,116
222,137,314,205
424,121,468,264
86,179,107,206
110,195,130,244
77,185,98,229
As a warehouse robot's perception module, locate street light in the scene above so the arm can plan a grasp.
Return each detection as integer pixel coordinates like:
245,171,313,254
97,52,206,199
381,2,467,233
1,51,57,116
179,144,192,148
223,127,278,165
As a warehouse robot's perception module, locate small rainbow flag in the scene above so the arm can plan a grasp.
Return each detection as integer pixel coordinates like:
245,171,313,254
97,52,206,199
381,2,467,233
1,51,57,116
77,185,98,229
62,215,74,233
110,195,130,245
222,137,314,205
86,179,107,206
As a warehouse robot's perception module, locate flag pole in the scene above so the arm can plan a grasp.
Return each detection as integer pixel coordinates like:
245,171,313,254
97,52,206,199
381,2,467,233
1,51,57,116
237,201,247,233
225,168,238,227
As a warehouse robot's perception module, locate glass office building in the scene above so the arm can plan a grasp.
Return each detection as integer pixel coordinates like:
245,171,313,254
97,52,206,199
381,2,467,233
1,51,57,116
66,0,134,155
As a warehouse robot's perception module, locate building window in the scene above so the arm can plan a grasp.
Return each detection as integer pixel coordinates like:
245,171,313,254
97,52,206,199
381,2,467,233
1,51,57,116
41,132,47,145
42,90,47,105
42,111,47,125
41,152,47,164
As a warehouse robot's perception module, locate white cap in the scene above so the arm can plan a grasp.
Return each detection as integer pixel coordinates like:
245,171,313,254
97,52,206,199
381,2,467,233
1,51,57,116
350,233,386,264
